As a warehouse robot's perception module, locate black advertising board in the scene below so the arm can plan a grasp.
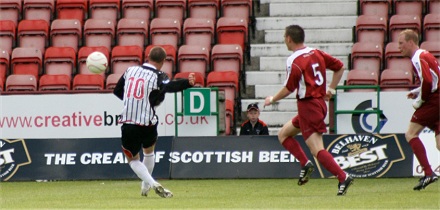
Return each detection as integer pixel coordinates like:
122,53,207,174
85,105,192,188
1,137,173,181
1,134,414,181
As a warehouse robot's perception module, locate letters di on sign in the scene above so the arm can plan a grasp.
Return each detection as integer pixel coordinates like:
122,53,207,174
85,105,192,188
184,88,211,116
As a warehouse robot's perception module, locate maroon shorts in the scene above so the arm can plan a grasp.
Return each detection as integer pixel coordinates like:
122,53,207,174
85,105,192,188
292,97,327,140
411,91,440,135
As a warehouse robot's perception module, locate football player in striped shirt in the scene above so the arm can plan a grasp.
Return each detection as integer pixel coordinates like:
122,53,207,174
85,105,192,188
114,46,195,198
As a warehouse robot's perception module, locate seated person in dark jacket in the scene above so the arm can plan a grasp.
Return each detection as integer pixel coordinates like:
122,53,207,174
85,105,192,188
239,103,269,135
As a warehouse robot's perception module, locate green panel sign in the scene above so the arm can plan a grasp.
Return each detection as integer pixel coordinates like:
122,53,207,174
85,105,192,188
184,88,211,116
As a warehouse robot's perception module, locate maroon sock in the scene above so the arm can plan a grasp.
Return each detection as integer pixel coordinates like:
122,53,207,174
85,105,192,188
409,137,433,176
317,150,346,182
281,137,308,167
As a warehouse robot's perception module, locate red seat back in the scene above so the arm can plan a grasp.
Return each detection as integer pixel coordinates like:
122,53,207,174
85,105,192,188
216,17,248,53
11,47,43,80
84,19,116,52
17,19,49,53
423,14,440,42
56,0,87,24
117,18,149,48
111,45,143,74
44,47,76,78
0,20,16,54
183,18,215,50
155,0,186,23
89,0,120,23
50,19,82,52
356,15,388,44
23,0,54,23
73,74,104,90
105,73,122,89
188,0,219,21
211,44,243,73
149,18,181,51
6,74,37,91
389,15,421,42
121,0,153,21
39,74,71,91
0,0,22,25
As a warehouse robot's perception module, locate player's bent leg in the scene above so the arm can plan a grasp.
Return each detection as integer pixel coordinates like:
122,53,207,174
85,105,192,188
277,120,300,144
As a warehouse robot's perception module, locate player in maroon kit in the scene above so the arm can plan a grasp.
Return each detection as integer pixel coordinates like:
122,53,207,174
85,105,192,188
264,25,353,195
114,47,195,198
398,29,439,190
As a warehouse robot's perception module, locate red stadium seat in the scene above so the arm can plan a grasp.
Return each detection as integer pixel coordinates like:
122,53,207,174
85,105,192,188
5,74,37,91
0,49,9,84
11,47,42,80
0,0,21,25
72,74,104,90
84,19,116,52
346,69,379,92
56,0,87,24
149,18,181,51
105,73,122,89
216,17,248,54
117,18,149,48
44,47,76,78
50,19,82,52
183,18,215,50
144,45,176,78
380,68,413,91
174,72,205,87
221,0,252,24
389,15,421,42
206,71,239,102
39,74,71,91
23,0,54,23
188,0,219,22
359,0,391,17
155,0,186,23
0,20,16,55
423,14,440,42
393,0,423,17
77,46,109,76
111,45,143,74
121,0,153,21
211,44,243,73
178,45,210,78
355,15,388,44
350,42,383,74
385,42,413,72
17,20,49,54
89,0,120,23
428,0,440,14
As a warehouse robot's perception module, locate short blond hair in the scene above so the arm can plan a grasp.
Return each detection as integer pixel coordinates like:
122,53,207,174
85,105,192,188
399,29,419,45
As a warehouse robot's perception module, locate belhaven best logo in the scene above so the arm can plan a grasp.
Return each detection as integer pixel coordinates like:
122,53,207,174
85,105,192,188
0,139,32,181
327,134,405,178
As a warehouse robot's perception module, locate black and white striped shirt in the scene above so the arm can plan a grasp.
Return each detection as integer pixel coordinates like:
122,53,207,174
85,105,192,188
113,63,192,126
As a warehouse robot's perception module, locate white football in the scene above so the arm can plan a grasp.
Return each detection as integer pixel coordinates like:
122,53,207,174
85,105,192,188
86,51,108,74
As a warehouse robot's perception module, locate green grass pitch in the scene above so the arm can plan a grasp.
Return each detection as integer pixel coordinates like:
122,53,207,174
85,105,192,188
1,178,439,209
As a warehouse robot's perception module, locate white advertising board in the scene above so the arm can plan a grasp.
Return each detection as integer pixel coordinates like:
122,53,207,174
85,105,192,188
0,92,218,139
336,91,413,134
335,91,439,176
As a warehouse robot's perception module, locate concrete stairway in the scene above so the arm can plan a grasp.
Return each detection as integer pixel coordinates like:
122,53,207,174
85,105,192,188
240,0,358,135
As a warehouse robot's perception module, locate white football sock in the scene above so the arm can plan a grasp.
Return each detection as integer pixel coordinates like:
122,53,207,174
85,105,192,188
142,153,155,189
143,153,155,174
129,160,157,187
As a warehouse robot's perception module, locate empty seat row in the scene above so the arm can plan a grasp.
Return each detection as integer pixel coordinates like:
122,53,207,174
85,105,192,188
0,43,243,81
0,0,253,25
355,13,440,44
360,0,438,17
350,41,440,74
0,16,248,56
346,68,415,92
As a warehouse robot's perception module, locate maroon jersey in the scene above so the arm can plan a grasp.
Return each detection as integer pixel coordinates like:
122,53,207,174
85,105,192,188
284,47,343,99
411,49,440,102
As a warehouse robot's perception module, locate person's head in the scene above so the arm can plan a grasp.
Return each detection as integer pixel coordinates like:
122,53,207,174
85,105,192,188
148,46,167,69
398,29,419,57
246,103,260,123
284,25,305,51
